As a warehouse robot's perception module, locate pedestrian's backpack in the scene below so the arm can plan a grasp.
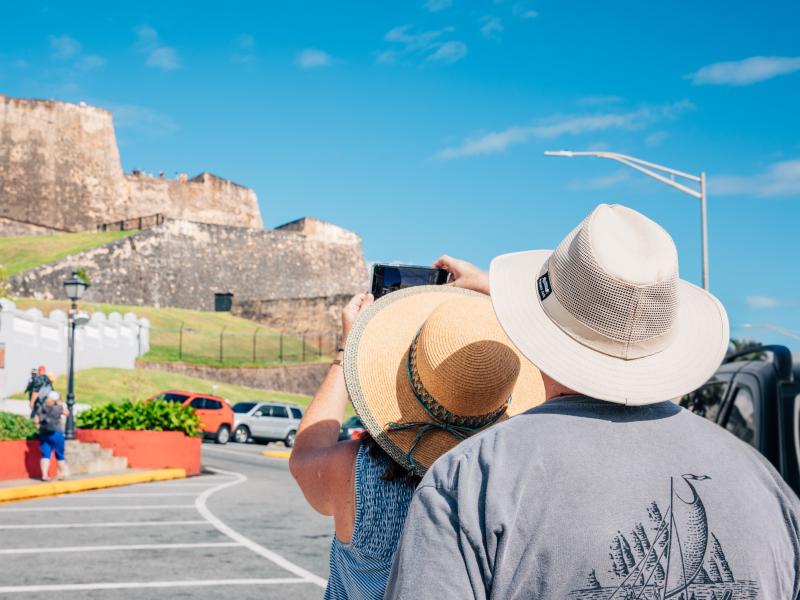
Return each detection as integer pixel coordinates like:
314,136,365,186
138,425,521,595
39,406,59,434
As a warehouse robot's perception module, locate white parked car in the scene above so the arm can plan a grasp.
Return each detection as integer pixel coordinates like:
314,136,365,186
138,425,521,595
232,402,303,447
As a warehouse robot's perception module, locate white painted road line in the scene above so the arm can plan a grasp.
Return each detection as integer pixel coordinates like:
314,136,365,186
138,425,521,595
0,542,241,555
197,466,328,589
0,504,195,512
0,520,209,530
0,578,310,594
79,492,200,497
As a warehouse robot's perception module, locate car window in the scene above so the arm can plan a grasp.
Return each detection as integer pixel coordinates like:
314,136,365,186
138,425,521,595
272,406,289,419
290,407,303,420
155,392,190,404
189,397,206,409
255,406,271,417
725,387,756,447
680,380,728,422
204,399,223,410
233,402,257,414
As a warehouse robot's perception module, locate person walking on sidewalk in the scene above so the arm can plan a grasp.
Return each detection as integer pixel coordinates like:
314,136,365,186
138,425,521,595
28,365,52,420
36,391,68,481
386,204,800,600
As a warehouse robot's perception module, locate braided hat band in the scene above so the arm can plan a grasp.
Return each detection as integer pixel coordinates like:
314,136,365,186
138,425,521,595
385,330,509,471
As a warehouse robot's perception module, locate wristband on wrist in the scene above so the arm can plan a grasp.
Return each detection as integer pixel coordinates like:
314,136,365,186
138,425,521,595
332,358,343,366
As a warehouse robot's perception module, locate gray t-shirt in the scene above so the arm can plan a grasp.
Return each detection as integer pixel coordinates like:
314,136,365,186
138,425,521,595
386,397,800,600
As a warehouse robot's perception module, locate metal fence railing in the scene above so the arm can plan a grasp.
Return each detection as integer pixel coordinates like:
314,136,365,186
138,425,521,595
144,326,340,367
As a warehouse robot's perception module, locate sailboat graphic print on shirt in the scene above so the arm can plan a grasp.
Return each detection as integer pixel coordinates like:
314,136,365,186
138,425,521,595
568,474,760,600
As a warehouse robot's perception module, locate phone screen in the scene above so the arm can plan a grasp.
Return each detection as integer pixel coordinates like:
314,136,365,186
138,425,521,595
371,264,449,299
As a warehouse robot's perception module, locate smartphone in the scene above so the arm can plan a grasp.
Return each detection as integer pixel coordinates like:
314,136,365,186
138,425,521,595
371,264,450,299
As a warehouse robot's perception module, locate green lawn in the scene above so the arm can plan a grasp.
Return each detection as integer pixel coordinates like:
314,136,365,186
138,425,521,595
10,367,314,408
11,298,333,367
0,231,136,276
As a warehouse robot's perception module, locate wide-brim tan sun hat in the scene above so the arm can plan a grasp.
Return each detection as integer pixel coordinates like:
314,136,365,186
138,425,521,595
490,203,729,406
344,285,545,475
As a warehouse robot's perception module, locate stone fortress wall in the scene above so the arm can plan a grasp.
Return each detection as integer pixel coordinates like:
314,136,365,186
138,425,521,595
0,93,262,234
8,218,368,316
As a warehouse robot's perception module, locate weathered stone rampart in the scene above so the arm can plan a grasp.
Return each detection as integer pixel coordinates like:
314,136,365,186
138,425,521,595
9,219,368,312
232,294,352,335
0,93,263,232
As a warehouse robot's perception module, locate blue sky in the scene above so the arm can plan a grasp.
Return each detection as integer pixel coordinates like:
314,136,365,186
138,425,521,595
1,0,799,350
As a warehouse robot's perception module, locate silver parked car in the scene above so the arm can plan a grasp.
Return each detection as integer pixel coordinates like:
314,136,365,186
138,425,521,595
232,402,304,447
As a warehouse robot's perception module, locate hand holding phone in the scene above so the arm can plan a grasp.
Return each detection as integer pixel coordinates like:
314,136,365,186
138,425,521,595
371,264,449,299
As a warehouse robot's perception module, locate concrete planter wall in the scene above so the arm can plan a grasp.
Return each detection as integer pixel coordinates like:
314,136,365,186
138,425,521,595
0,439,58,481
76,429,201,476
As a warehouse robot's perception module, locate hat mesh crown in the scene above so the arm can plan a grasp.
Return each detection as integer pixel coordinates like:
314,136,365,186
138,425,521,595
549,213,679,344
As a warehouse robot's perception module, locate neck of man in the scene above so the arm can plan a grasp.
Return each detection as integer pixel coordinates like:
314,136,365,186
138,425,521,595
542,372,580,402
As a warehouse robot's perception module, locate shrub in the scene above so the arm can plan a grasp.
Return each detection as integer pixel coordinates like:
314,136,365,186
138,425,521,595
0,412,37,441
77,400,201,437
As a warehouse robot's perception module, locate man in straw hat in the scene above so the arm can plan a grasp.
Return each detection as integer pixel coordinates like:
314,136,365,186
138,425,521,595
290,287,545,599
386,204,800,599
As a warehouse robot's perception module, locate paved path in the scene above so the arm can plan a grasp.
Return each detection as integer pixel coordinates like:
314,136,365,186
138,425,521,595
0,441,332,599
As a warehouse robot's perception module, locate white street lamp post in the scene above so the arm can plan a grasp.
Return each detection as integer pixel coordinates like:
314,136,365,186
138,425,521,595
544,150,709,291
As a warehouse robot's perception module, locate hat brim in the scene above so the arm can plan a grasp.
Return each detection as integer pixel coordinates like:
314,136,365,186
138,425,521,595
489,250,729,406
343,285,545,474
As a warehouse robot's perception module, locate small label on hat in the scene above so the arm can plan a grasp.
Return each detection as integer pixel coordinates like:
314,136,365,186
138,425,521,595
537,272,552,301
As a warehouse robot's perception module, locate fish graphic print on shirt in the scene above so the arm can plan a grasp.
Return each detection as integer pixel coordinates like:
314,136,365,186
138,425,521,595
569,474,759,600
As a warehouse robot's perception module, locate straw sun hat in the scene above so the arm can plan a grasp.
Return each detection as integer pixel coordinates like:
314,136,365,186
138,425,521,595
344,286,545,475
490,203,729,406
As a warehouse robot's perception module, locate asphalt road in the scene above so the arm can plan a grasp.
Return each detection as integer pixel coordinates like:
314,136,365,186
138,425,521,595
0,441,333,599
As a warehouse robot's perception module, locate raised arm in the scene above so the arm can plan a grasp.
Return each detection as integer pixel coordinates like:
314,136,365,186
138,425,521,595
434,255,490,295
289,293,373,516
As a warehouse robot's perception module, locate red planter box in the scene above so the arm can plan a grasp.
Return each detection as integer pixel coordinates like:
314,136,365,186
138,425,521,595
76,430,201,476
0,439,58,481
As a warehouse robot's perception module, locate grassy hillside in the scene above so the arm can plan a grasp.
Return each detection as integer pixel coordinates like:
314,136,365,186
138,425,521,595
11,298,331,367
10,367,314,408
0,231,136,276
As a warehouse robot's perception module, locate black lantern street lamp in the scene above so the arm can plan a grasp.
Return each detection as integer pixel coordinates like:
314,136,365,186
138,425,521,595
63,272,89,440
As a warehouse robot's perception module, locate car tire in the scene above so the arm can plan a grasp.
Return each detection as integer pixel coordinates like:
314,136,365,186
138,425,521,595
284,430,296,448
215,425,231,445
233,425,250,444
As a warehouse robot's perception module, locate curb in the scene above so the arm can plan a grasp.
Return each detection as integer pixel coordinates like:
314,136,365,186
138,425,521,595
0,468,187,504
261,450,292,459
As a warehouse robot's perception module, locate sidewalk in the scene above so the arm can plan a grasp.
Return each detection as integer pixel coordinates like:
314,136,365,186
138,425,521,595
0,468,186,503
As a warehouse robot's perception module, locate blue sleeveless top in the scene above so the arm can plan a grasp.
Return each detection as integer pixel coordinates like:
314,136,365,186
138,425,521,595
324,443,415,600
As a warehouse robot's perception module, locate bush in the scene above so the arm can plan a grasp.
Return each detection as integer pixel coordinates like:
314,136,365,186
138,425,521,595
0,412,37,441
77,400,201,437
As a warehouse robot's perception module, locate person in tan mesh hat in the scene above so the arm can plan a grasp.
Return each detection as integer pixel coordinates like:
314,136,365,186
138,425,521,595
290,287,544,600
386,204,800,600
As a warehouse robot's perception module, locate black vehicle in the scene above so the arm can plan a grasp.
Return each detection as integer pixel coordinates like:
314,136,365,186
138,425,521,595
681,344,800,496
339,416,365,441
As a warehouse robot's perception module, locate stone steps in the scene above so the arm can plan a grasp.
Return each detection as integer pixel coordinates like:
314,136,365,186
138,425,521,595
65,440,128,475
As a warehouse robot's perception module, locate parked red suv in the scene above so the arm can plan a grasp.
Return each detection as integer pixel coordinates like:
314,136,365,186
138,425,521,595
149,390,234,444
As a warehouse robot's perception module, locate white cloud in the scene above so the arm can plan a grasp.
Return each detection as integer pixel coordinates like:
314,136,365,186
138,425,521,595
480,16,504,41
134,25,181,71
436,100,693,159
237,34,255,50
232,34,256,64
644,130,669,147
77,54,106,70
49,34,81,59
378,25,467,66
295,48,333,69
512,3,538,19
567,169,631,191
111,104,178,138
424,0,452,12
576,95,624,107
688,56,800,86
426,41,468,64
746,296,783,309
711,159,800,198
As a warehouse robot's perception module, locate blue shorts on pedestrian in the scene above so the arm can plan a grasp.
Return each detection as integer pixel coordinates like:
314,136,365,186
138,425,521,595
39,431,65,461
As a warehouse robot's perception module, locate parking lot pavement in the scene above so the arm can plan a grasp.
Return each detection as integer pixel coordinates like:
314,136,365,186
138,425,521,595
0,441,333,599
